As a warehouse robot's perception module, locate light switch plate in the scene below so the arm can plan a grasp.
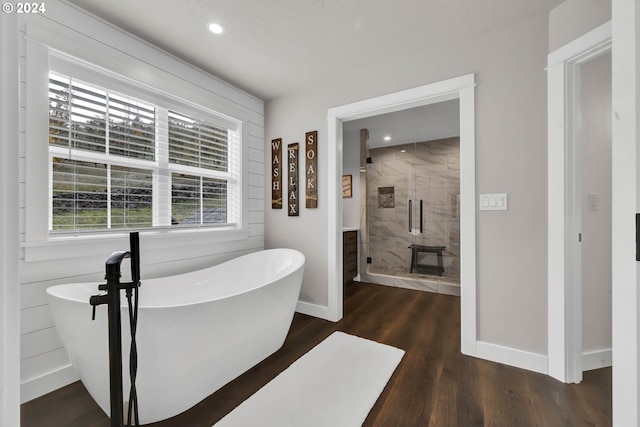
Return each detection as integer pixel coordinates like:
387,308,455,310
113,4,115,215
589,192,599,210
480,193,508,211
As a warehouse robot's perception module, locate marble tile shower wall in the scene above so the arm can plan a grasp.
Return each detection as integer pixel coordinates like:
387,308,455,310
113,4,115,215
367,137,460,277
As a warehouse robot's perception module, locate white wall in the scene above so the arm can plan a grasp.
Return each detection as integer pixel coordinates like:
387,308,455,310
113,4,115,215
549,0,612,52
17,0,265,402
264,104,329,304
342,130,361,230
266,13,550,355
580,52,612,362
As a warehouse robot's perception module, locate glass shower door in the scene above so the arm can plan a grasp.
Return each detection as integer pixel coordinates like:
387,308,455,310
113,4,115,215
358,123,461,286
407,141,448,278
403,142,424,277
366,141,422,278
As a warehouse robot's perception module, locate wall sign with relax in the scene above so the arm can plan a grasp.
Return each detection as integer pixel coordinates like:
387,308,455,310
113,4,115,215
271,130,318,216
287,142,299,216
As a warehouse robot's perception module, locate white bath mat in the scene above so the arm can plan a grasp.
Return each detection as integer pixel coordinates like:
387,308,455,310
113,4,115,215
214,331,404,427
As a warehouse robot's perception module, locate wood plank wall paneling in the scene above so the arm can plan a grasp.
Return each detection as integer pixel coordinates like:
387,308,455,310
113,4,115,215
21,349,69,384
20,305,54,334
17,1,264,403
20,283,612,427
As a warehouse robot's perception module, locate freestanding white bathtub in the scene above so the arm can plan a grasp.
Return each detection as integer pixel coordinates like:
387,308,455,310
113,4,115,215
47,248,305,424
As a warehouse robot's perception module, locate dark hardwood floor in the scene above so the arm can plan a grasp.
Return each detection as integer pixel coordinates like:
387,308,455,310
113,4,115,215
21,282,611,426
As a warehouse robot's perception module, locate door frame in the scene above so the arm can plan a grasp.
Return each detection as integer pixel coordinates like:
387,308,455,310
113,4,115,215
1,12,21,426
547,21,612,383
326,74,478,354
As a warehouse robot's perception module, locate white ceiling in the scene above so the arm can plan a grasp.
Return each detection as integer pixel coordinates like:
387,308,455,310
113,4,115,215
66,0,563,101
344,99,460,149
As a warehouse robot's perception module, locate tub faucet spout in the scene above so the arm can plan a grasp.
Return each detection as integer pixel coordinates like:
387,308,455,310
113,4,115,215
104,250,131,284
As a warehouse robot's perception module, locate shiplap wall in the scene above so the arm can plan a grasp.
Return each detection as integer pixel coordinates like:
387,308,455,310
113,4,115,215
18,0,264,403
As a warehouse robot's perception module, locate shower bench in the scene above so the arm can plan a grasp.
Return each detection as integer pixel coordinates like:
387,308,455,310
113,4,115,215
408,244,446,276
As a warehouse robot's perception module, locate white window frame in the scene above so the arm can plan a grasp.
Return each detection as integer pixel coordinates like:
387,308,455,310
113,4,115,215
47,68,240,233
23,28,250,262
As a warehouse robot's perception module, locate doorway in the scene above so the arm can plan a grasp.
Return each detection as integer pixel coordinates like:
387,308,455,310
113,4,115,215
343,101,461,294
580,51,612,372
327,74,477,355
547,21,612,383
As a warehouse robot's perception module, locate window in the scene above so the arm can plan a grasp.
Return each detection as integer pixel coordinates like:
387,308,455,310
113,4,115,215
48,71,241,234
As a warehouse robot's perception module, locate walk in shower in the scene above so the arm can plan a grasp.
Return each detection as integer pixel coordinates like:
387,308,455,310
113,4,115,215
344,100,461,295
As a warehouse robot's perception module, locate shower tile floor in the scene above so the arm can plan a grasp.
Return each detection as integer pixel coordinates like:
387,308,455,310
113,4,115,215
365,266,460,296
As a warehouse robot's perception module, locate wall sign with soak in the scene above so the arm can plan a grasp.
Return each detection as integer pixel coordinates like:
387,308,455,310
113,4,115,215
271,138,282,209
288,143,299,216
305,130,318,208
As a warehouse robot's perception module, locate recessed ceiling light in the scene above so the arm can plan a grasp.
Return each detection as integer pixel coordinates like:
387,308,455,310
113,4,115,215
207,22,225,35
383,136,391,141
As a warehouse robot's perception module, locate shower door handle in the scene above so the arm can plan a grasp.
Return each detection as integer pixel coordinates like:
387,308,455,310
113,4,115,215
408,200,412,232
420,200,423,234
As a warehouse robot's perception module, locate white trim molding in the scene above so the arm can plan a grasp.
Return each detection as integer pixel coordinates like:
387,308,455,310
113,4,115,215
548,21,613,68
582,349,612,372
295,301,334,320
21,364,78,404
547,21,612,384
476,341,548,375
1,12,21,427
611,0,640,424
326,74,478,353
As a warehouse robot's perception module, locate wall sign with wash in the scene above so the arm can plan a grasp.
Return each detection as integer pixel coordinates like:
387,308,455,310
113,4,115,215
271,138,283,209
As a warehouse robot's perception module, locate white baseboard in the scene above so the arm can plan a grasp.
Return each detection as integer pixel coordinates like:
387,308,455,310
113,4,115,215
21,363,78,403
474,341,548,375
296,300,333,321
583,349,612,371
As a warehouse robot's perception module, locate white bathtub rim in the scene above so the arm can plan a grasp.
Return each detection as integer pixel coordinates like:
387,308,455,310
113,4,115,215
46,248,305,309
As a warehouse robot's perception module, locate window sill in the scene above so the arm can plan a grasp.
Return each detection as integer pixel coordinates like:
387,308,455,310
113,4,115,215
22,227,250,263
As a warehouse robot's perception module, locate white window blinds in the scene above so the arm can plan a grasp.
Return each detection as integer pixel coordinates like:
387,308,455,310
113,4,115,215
168,111,228,172
49,72,155,158
48,70,239,233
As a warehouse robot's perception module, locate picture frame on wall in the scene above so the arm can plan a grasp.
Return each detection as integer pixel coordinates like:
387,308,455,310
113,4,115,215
342,175,352,198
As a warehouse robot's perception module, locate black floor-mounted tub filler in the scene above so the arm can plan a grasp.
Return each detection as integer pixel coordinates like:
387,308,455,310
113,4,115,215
90,232,141,427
